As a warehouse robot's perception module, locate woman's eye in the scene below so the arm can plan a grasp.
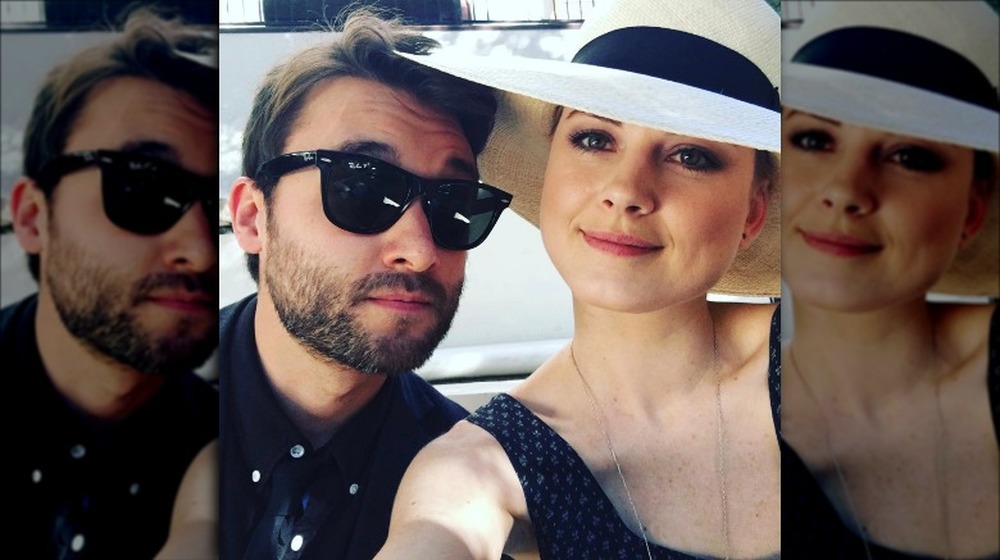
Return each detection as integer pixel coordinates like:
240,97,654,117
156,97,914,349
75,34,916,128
789,130,833,152
887,146,945,172
670,147,722,172
569,130,613,152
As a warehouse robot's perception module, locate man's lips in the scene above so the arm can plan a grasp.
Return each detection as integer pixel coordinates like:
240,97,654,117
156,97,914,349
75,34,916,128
581,230,662,257
799,229,883,257
144,291,215,311
364,292,434,312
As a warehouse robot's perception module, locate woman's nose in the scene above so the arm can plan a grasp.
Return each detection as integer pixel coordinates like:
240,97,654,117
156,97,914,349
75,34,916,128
599,159,657,217
819,155,878,217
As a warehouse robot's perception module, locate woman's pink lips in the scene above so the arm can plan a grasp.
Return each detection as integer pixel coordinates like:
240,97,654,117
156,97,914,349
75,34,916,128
799,229,882,257
582,230,662,257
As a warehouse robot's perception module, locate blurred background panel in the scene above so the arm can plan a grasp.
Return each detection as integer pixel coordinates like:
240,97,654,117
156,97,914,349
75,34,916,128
1,0,216,29
1,1,219,383
1,1,218,306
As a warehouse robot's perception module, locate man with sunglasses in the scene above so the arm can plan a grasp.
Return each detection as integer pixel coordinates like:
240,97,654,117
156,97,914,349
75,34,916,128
2,8,219,559
213,9,508,560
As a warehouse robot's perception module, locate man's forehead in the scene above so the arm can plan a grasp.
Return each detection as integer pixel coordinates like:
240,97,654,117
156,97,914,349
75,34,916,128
64,77,215,171
80,75,210,112
286,77,478,180
73,77,213,130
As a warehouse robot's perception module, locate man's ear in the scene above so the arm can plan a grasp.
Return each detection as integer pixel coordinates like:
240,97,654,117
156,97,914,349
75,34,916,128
229,177,265,255
10,177,48,255
740,185,769,249
959,180,989,248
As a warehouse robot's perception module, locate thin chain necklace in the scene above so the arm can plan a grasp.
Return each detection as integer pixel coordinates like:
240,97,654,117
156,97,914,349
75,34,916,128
789,346,953,560
570,326,731,560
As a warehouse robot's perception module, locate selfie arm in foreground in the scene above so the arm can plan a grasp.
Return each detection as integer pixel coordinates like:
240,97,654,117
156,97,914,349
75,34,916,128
155,440,218,560
376,421,526,560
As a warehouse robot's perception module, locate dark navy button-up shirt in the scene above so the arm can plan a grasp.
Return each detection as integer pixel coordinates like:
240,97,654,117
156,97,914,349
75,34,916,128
219,294,467,560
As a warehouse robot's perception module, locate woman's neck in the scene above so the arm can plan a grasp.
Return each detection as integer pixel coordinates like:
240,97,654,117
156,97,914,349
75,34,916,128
789,297,942,408
569,297,721,407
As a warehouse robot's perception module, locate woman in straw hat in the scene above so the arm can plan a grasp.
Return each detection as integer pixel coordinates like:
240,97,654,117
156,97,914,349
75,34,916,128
376,0,781,558
779,2,999,559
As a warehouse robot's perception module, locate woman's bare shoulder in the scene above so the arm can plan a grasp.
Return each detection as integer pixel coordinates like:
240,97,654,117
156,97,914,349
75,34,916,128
934,301,996,325
408,419,509,476
713,302,777,353
403,418,526,514
712,300,777,326
932,302,996,360
378,418,528,559
424,419,508,456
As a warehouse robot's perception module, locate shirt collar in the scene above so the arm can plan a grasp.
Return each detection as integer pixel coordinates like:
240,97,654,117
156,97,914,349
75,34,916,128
229,295,399,485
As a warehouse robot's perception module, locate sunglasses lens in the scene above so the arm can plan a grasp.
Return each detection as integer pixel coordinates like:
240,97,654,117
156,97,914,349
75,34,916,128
102,160,192,235
427,184,507,250
320,156,411,234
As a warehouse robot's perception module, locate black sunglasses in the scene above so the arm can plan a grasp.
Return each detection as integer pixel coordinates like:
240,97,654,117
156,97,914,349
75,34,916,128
256,150,513,251
36,150,216,236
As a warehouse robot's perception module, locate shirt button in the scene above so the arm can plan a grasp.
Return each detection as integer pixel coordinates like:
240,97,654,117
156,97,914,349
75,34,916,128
70,444,86,459
71,534,85,552
31,469,42,483
290,534,304,552
289,444,305,458
349,483,360,495
251,469,261,483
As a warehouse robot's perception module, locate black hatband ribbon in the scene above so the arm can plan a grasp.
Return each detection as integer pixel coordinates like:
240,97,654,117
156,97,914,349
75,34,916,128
572,26,780,112
792,27,997,111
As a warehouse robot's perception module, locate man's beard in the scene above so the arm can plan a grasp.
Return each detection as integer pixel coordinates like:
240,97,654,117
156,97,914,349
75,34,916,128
45,222,218,377
264,220,462,376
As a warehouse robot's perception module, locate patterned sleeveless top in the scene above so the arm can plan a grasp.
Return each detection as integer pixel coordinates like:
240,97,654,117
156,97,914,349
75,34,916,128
467,309,781,559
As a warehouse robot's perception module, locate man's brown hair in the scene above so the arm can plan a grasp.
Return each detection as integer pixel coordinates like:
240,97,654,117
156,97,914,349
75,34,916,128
240,9,497,282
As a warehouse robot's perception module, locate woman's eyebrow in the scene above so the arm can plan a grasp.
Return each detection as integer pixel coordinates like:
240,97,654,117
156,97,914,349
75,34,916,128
565,109,622,127
786,109,841,126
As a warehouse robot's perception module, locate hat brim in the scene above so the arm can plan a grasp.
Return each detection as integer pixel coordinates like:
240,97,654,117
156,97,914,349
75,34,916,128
783,63,1000,153
399,50,781,153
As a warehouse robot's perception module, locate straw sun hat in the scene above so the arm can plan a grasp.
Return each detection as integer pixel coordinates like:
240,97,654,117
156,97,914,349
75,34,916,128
782,1,999,297
400,0,782,298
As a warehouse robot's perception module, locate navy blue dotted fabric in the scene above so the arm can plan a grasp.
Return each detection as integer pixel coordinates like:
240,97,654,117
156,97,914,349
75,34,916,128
467,309,782,559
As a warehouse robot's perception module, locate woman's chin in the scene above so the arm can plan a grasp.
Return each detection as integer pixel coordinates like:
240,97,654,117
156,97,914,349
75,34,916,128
571,282,712,315
787,281,931,315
